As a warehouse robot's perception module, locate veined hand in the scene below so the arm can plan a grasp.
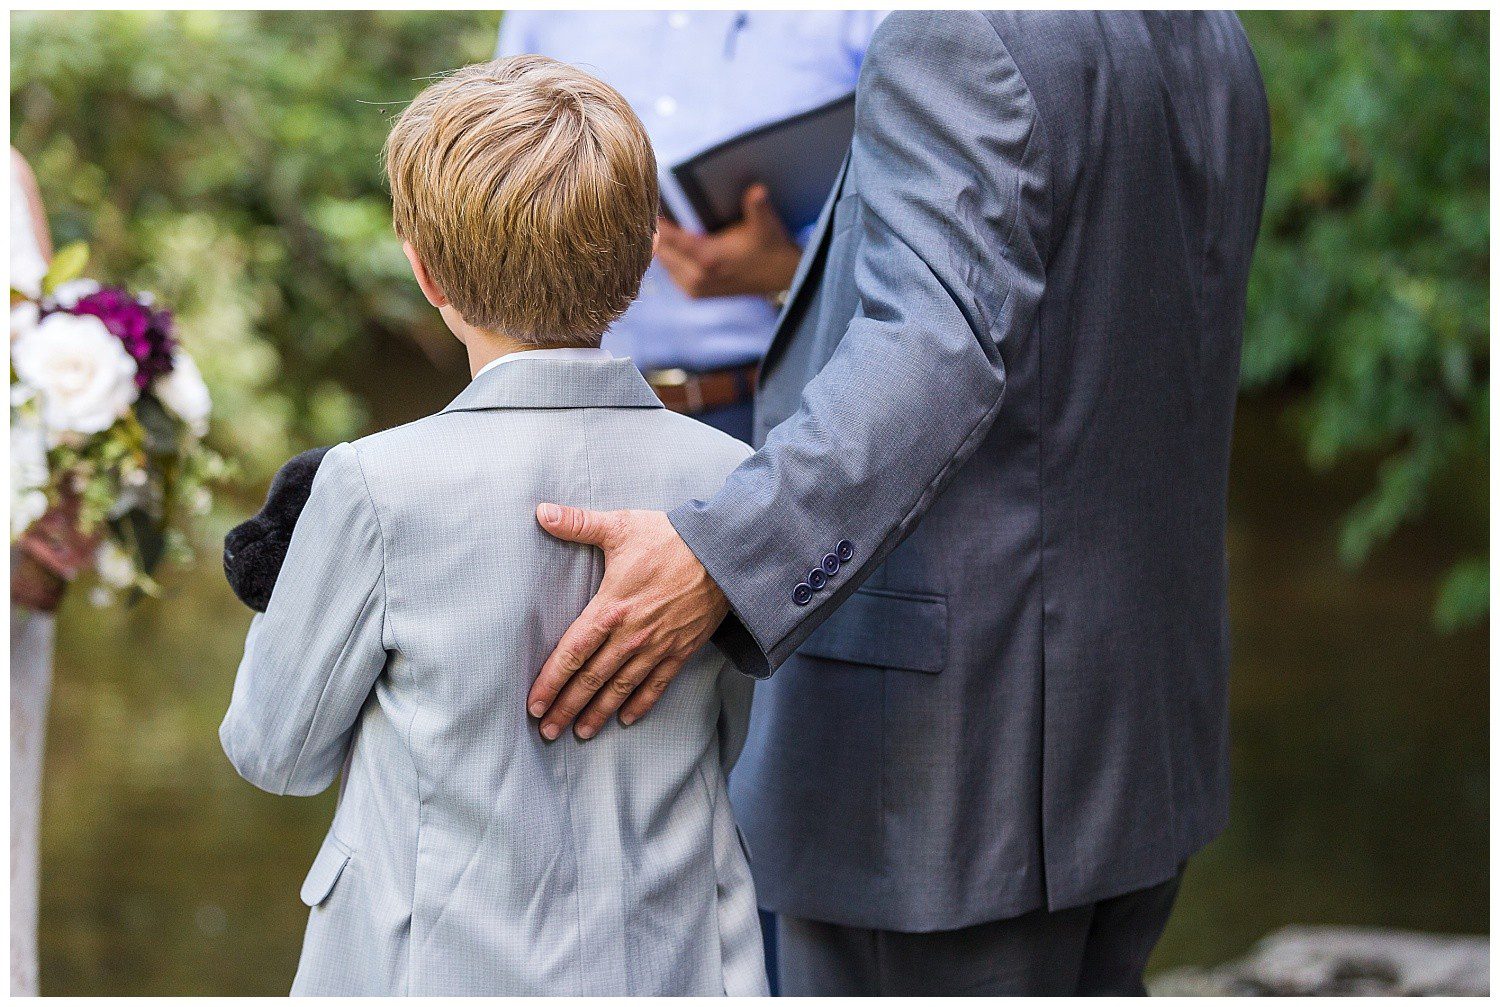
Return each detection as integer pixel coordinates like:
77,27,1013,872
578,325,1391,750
530,503,730,740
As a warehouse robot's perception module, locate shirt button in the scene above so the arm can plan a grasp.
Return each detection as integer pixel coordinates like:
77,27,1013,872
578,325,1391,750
821,553,840,576
792,583,813,606
807,568,827,590
655,96,678,117
836,540,854,562
667,12,689,29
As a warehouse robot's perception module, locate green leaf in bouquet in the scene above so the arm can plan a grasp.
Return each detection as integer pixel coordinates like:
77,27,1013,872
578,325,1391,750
114,506,168,578
135,394,183,457
40,241,90,295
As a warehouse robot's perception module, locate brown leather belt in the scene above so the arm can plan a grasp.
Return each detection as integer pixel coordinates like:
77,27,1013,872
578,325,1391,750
646,364,758,415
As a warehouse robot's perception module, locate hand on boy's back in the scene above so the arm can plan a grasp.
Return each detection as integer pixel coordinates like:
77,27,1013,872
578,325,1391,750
529,503,729,741
223,446,331,613
656,183,803,299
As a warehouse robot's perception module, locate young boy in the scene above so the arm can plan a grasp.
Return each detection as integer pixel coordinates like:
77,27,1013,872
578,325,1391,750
219,57,764,996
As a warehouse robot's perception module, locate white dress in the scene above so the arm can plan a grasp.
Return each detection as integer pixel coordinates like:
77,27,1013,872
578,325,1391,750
11,150,52,997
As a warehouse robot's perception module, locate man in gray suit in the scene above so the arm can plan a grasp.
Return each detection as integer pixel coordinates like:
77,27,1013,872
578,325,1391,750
528,11,1270,995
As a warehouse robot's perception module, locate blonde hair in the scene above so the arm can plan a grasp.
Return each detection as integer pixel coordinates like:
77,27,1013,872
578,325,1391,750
385,56,658,345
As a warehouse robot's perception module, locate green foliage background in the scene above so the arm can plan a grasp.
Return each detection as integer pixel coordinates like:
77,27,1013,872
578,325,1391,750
1239,11,1489,629
12,11,501,483
10,9,1489,610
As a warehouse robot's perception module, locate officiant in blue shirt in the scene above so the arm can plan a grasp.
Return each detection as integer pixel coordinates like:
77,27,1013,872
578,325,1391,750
498,11,881,443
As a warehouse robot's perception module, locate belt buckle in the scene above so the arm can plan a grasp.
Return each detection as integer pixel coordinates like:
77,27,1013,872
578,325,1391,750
646,368,690,387
646,368,704,413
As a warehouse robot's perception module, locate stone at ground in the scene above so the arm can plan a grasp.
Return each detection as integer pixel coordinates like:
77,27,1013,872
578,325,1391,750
1149,926,1489,996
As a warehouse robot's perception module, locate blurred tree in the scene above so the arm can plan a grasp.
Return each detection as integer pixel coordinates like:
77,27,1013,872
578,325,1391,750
11,10,499,484
1241,11,1489,630
11,12,1488,626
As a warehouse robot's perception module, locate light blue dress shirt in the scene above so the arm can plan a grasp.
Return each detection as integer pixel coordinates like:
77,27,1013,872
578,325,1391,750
498,10,881,373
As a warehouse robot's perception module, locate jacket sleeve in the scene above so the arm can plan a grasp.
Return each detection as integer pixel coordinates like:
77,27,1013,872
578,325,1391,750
669,12,1050,677
219,442,390,796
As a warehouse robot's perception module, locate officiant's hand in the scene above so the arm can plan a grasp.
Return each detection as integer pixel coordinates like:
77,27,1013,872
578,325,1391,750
657,184,802,298
530,504,728,740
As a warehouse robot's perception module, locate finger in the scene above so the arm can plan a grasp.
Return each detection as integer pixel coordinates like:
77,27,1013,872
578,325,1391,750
655,218,704,256
528,596,617,724
536,503,617,547
618,653,690,727
743,183,785,235
655,233,706,270
741,182,770,215
573,651,656,740
655,243,707,296
741,185,774,225
540,633,641,739
654,239,688,272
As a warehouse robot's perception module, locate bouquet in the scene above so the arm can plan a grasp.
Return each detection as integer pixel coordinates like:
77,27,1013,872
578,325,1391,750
11,244,225,609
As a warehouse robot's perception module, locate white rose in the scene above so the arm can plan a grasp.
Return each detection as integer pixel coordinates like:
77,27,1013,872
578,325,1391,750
153,351,212,438
94,540,137,589
12,312,139,439
50,278,101,309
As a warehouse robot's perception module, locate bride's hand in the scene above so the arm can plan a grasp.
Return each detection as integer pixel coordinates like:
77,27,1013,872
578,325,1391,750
12,494,100,612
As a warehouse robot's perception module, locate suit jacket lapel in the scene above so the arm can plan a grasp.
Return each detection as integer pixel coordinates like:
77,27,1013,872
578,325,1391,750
762,153,852,378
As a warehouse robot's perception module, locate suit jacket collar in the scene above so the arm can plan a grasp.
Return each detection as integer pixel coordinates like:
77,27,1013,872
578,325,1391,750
441,355,664,413
762,152,852,377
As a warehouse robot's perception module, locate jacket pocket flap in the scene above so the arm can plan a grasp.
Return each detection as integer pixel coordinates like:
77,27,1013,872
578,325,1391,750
300,835,351,907
798,588,947,674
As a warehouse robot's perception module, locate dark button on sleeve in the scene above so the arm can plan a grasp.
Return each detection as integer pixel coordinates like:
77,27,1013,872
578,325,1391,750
836,540,854,563
792,582,814,606
807,567,827,590
821,553,841,576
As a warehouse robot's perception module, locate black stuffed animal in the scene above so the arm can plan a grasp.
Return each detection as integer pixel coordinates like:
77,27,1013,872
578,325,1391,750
223,446,331,612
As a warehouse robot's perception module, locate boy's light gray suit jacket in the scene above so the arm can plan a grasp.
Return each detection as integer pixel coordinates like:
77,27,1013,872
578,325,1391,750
220,356,764,996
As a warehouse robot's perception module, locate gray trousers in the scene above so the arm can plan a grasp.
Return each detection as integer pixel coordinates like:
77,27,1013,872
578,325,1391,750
778,873,1182,996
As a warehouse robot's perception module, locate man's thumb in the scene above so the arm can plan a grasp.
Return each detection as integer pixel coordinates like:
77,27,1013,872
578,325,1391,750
537,503,614,547
743,184,782,232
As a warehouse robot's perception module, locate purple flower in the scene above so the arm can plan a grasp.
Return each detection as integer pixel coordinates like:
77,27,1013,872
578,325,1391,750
70,287,177,389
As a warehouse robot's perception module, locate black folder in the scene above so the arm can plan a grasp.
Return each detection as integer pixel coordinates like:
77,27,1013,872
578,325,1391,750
664,91,855,234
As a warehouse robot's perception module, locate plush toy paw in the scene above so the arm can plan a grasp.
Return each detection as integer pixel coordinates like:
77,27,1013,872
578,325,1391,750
223,446,331,612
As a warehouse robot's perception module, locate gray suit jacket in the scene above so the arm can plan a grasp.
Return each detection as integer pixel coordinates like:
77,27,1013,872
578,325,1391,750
672,12,1269,930
221,357,765,995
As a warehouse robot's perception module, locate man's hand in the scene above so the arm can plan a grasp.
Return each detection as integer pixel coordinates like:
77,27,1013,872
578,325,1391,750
657,184,802,299
530,503,730,740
